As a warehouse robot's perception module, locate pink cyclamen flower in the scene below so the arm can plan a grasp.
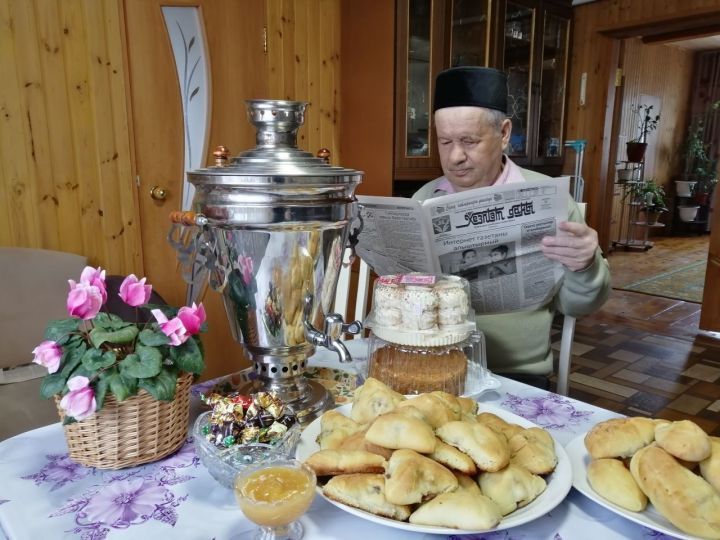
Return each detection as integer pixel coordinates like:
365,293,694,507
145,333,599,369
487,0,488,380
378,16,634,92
79,266,107,303
59,376,97,421
66,281,104,320
118,274,152,307
31,340,63,373
238,255,254,285
151,309,189,346
177,302,206,335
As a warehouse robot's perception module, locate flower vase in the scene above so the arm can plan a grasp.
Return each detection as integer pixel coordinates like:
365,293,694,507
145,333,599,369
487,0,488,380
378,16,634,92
56,371,193,469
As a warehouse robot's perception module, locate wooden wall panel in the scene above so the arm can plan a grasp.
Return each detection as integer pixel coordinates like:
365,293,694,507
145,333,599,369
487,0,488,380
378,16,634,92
0,0,141,275
567,0,720,250
340,0,395,196
266,0,341,162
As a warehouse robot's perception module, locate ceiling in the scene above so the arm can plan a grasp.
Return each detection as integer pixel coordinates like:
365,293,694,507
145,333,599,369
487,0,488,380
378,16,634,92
570,0,720,52
663,35,720,51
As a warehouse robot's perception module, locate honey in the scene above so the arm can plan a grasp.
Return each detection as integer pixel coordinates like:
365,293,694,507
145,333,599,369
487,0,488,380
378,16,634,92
235,464,316,527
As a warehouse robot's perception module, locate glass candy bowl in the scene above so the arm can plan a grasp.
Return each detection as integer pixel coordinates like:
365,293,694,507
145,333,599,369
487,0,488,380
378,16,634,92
193,411,302,489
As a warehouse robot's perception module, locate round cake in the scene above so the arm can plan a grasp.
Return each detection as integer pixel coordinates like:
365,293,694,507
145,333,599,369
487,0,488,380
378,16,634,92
368,343,468,395
371,275,470,334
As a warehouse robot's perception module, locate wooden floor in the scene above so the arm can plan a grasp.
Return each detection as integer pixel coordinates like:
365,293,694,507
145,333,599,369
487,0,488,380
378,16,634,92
550,234,720,435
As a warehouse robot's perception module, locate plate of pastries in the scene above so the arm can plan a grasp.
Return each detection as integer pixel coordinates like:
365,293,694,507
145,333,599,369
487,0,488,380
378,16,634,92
566,417,720,539
296,377,572,534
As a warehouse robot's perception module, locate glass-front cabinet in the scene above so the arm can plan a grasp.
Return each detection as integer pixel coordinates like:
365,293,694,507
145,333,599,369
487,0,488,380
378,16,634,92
394,0,571,190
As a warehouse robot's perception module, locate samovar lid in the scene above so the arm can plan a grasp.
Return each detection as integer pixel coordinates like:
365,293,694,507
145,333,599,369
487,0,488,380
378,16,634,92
187,100,362,185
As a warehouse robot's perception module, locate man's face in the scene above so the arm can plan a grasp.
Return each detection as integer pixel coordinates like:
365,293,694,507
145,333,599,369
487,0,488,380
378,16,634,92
490,249,506,263
462,250,477,266
435,107,512,191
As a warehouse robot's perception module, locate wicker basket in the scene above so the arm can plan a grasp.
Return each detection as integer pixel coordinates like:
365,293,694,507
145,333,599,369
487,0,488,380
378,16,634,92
55,372,193,469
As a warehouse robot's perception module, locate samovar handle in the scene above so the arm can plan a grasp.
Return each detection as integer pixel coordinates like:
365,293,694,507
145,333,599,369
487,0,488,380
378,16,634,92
302,293,362,363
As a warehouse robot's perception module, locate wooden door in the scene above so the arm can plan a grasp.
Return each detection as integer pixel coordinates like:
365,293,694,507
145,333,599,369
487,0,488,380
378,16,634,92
122,0,268,379
700,188,720,331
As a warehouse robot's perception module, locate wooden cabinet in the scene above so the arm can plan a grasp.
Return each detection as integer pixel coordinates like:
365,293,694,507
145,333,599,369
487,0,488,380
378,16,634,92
394,0,571,193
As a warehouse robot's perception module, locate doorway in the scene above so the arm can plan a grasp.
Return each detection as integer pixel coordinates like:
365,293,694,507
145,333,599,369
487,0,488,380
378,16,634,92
601,32,720,332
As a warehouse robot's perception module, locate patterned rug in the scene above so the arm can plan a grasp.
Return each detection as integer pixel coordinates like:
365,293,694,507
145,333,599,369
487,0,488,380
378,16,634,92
615,260,706,303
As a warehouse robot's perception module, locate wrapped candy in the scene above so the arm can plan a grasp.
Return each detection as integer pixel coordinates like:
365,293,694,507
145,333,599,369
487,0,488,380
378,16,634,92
201,390,297,448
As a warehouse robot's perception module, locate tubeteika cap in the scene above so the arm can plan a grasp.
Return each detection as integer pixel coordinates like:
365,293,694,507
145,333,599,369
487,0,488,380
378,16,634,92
433,67,508,114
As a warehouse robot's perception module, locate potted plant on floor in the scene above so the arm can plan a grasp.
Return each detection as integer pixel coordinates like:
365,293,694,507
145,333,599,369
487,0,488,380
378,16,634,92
626,104,660,163
625,178,668,225
679,100,720,206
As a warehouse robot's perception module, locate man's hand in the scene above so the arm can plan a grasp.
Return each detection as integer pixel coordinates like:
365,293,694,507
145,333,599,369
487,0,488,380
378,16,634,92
541,221,598,272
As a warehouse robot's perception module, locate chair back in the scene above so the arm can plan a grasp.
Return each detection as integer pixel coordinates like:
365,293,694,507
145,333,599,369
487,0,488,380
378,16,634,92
0,248,88,373
555,201,587,396
332,249,371,338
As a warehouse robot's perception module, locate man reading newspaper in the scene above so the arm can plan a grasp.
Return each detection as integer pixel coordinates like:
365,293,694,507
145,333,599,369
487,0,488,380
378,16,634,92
358,67,610,388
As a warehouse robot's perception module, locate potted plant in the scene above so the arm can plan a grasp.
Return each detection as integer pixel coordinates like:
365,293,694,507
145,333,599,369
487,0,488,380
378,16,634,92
626,104,660,163
625,178,667,225
32,266,207,468
680,100,720,205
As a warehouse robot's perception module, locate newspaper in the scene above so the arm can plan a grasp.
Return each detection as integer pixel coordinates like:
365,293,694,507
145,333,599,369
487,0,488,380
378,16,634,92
355,178,570,314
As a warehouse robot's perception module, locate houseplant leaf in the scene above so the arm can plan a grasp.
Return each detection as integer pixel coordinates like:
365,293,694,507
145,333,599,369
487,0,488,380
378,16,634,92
81,348,116,371
44,318,80,344
89,325,139,348
119,348,162,378
138,328,169,347
39,343,87,399
92,312,132,330
40,372,68,399
169,337,204,374
138,368,178,401
106,372,132,402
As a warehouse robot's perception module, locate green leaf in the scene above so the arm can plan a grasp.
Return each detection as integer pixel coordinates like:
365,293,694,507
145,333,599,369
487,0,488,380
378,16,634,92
44,319,80,344
95,373,110,410
62,416,77,426
138,328,169,347
138,369,178,401
120,372,139,396
93,312,132,330
40,372,67,399
81,348,116,371
89,325,139,348
169,338,205,374
107,372,131,402
60,342,87,377
119,347,161,378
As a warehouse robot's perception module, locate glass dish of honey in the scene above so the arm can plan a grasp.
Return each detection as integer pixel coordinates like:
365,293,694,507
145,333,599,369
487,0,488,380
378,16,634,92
234,458,317,540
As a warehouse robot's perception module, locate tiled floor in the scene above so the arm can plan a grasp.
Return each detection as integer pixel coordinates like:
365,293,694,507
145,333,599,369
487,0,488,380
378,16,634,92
550,234,720,435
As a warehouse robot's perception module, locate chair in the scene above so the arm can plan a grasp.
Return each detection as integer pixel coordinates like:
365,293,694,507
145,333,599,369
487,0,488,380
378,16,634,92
555,202,587,396
333,248,372,337
0,247,88,440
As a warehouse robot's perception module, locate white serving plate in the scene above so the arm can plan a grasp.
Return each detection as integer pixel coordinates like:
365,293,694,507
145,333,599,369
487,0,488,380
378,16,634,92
296,401,572,535
565,433,694,540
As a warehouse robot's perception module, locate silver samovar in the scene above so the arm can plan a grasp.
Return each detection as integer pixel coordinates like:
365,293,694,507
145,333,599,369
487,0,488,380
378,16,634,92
170,100,363,424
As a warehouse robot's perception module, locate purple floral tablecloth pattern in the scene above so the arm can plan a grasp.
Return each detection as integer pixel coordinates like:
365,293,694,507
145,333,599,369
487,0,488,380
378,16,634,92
0,339,679,540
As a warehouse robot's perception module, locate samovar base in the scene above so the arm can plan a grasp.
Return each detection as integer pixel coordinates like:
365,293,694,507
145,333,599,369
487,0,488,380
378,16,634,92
236,378,334,426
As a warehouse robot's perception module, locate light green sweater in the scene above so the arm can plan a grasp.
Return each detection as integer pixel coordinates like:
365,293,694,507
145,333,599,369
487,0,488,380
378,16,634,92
413,171,611,375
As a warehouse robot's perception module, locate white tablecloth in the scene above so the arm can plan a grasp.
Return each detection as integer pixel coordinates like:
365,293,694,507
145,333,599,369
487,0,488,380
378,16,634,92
0,340,675,539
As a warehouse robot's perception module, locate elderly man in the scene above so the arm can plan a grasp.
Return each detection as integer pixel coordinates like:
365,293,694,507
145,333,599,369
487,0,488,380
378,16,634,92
413,66,610,388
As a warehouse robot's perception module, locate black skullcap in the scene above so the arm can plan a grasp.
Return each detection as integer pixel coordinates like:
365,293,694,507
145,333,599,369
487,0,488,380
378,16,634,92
433,67,508,114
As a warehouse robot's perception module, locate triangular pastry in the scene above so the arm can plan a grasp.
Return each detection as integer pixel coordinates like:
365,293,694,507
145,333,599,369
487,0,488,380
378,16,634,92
409,472,502,530
384,449,458,505
318,409,365,450
304,449,387,476
323,473,412,521
436,421,509,471
365,412,436,454
478,464,546,515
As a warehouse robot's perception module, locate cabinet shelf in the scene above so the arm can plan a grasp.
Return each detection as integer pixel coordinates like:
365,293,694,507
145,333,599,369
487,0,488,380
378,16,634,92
394,0,572,189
